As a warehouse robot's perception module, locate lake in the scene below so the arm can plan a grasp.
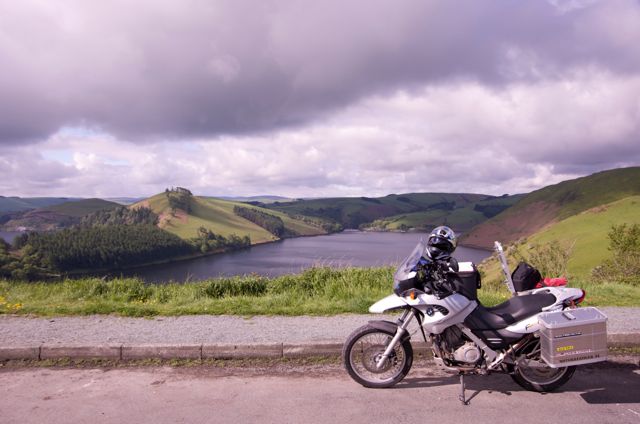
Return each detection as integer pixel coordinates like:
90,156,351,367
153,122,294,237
0,231,22,244
121,231,492,283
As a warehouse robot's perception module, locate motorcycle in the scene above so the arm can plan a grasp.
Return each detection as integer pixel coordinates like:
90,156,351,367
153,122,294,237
342,240,608,404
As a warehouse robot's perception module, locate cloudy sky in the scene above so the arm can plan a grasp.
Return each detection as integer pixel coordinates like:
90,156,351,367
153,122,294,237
1,0,639,198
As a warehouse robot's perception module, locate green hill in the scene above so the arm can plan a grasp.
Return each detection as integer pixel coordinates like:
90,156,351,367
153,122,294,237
478,195,640,300
462,167,640,248
524,195,640,279
134,191,326,243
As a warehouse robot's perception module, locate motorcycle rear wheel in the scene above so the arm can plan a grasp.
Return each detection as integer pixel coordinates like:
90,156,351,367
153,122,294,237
343,324,413,388
510,338,576,392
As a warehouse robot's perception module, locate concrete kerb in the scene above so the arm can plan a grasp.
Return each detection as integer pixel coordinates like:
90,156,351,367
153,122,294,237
41,344,121,360
203,343,283,359
0,335,638,362
0,346,40,360
283,342,342,358
122,344,202,360
607,333,640,348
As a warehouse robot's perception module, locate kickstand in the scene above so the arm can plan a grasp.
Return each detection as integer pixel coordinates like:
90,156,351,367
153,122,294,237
458,373,469,406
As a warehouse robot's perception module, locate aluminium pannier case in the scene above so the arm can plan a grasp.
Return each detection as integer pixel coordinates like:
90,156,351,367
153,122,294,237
538,307,607,368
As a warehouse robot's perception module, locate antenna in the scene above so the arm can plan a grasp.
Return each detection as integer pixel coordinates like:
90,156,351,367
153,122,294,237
494,241,517,296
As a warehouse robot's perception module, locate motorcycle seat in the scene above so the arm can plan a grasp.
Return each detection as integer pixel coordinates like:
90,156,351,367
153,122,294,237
464,293,557,330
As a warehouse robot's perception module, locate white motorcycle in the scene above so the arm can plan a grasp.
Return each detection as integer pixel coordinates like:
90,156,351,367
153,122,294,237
343,240,607,404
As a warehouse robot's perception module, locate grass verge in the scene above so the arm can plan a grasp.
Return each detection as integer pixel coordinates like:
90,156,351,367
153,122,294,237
1,266,638,317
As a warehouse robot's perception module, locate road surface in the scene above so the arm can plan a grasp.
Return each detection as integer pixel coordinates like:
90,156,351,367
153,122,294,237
1,361,639,423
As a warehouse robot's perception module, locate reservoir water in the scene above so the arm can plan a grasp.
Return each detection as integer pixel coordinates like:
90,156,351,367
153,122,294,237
0,231,22,244
122,231,491,283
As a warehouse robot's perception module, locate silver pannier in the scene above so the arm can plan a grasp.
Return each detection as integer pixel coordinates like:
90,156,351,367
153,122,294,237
538,307,608,368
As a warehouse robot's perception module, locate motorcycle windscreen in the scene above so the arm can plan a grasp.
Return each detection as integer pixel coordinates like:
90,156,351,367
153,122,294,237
393,240,426,283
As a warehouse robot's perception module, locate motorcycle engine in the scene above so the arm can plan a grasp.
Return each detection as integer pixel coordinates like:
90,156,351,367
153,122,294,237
452,342,481,364
437,327,481,365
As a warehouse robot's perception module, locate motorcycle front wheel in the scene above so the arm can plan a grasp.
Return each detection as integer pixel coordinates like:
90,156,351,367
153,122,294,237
342,324,413,388
510,338,576,392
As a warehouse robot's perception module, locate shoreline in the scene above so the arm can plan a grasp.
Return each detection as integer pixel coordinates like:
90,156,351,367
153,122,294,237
3,228,492,281
64,230,345,278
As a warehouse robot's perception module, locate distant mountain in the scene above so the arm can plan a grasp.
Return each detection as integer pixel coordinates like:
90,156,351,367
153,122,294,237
1,198,120,231
263,192,522,232
44,198,120,217
215,195,295,204
462,167,640,248
0,196,79,213
104,197,146,205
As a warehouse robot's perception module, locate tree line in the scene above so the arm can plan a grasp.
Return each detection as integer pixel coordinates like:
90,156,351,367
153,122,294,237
190,226,251,254
1,202,253,280
233,206,292,238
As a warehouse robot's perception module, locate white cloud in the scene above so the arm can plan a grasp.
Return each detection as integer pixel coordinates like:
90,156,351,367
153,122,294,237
2,66,637,198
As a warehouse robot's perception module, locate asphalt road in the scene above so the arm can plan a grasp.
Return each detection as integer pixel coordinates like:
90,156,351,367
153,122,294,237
1,362,639,424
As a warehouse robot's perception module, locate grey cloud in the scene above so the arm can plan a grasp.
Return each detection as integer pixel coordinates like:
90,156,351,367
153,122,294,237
1,0,640,144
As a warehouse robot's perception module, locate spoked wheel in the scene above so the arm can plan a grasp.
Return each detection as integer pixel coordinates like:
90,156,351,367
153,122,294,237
511,338,576,392
342,324,413,388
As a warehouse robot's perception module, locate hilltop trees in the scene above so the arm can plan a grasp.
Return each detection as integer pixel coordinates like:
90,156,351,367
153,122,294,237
166,187,192,213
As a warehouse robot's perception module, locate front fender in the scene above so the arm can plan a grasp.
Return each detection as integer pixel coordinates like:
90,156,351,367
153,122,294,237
369,294,409,313
368,320,411,342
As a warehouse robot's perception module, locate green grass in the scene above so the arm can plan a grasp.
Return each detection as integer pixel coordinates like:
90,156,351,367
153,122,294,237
1,265,635,317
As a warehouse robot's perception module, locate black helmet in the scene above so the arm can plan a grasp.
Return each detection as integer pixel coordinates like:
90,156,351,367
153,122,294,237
426,226,457,260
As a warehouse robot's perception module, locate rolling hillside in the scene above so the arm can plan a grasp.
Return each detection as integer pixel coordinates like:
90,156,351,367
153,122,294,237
478,195,640,287
134,191,326,243
525,195,640,278
462,167,640,248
